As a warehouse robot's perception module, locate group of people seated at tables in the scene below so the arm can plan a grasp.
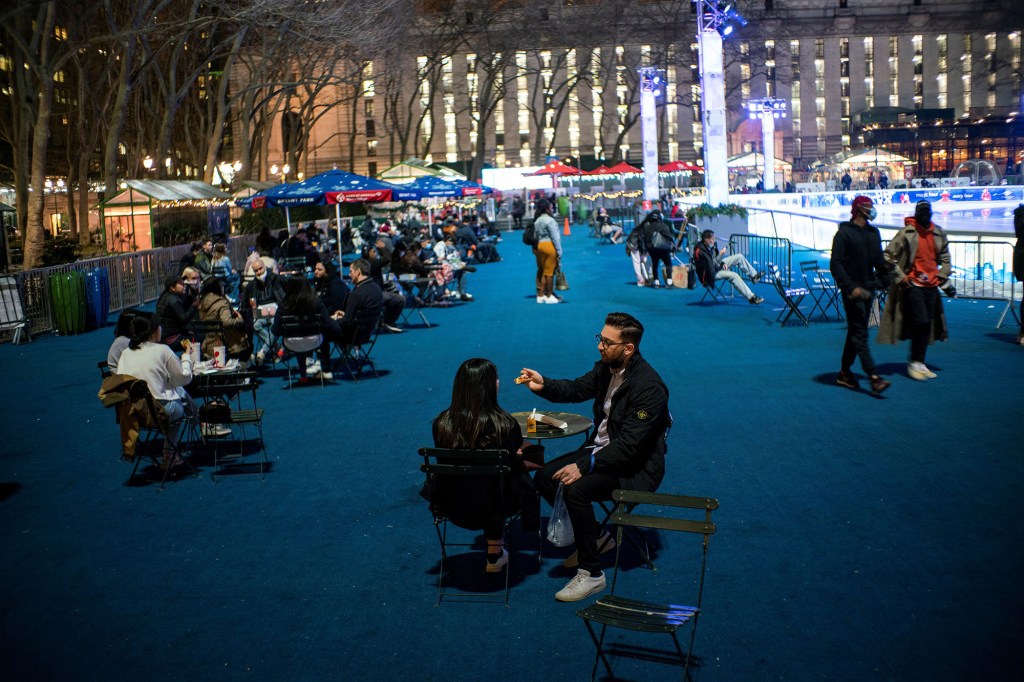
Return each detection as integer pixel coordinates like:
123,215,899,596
130,210,503,387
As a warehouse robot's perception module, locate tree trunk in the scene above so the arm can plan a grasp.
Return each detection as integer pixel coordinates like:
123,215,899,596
21,3,56,270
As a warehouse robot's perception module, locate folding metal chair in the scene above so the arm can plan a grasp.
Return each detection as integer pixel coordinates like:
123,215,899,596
419,447,541,607
698,277,731,305
577,490,718,682
334,309,382,381
800,260,843,321
769,264,810,326
102,375,198,489
190,370,267,481
278,314,328,387
0,274,30,344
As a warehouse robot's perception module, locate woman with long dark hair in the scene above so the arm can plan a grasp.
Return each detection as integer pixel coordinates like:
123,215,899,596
430,358,531,572
115,312,197,467
271,276,339,382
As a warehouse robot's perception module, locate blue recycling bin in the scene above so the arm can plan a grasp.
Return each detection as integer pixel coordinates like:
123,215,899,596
84,268,111,330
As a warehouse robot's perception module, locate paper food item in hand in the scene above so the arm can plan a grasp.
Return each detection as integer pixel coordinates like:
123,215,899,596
536,413,568,430
514,374,529,384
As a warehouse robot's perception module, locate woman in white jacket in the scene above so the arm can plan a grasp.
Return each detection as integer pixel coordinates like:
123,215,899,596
116,313,198,467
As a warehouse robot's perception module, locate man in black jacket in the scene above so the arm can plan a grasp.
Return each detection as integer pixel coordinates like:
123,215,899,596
519,312,669,602
830,195,891,394
692,230,764,303
337,258,384,346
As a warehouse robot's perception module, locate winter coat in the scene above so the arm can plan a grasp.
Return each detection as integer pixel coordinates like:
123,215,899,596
877,218,951,345
198,293,252,360
98,374,171,460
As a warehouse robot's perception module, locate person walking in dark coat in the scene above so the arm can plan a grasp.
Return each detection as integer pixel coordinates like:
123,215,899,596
830,195,891,394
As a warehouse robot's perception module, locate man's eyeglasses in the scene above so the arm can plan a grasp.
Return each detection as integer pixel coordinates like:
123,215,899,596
595,334,627,348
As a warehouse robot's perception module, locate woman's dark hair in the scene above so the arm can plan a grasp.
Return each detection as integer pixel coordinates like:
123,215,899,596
281,276,317,316
201,277,224,298
115,309,140,338
433,358,514,450
127,312,159,350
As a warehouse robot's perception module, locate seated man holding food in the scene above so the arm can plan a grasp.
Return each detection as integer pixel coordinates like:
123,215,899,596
517,311,670,602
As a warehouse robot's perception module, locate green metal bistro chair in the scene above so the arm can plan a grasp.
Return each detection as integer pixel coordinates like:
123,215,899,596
576,490,718,681
419,447,541,607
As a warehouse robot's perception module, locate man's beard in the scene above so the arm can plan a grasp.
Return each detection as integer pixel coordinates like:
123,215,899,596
601,354,626,370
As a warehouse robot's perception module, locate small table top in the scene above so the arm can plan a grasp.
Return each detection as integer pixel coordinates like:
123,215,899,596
510,411,593,440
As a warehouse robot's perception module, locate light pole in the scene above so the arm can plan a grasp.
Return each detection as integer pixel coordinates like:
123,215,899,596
696,1,747,205
143,155,154,173
638,66,664,208
746,98,787,191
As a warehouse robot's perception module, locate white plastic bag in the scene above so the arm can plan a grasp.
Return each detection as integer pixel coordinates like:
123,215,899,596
546,483,575,547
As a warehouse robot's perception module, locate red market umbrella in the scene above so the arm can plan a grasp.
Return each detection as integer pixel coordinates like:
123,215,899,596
584,165,614,175
605,161,642,174
659,160,702,172
528,160,581,176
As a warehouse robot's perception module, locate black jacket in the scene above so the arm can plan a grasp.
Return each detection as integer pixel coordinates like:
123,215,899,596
537,352,668,493
692,241,719,287
830,220,888,297
155,290,197,339
314,275,350,315
341,279,384,332
242,272,285,308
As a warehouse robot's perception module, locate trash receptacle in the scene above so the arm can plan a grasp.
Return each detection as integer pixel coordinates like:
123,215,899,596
85,268,111,330
48,271,87,336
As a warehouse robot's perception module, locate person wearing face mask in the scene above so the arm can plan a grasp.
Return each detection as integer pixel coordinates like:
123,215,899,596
518,312,669,602
830,195,891,395
242,257,285,366
877,201,953,381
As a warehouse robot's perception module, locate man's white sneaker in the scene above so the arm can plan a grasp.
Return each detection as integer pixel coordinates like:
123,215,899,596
306,361,321,376
562,531,617,568
555,569,606,602
544,295,560,304
537,295,546,303
918,363,937,379
907,362,932,381
485,547,509,573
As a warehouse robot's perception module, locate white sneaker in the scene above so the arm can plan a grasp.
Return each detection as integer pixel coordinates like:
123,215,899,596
907,362,932,381
545,295,560,304
537,295,546,303
306,361,321,376
916,362,937,379
315,371,333,381
485,547,509,573
554,568,606,602
637,281,646,287
562,531,617,569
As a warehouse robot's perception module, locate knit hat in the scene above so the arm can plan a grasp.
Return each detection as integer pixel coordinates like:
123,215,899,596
851,195,873,218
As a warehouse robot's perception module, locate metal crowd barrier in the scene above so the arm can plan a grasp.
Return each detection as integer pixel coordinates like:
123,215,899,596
945,239,1020,328
7,234,256,339
729,234,794,286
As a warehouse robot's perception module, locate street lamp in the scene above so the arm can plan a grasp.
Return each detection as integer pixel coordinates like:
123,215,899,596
638,66,664,207
746,98,787,191
142,155,154,172
696,1,748,205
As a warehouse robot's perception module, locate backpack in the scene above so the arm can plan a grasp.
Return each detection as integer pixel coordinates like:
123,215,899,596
522,221,538,246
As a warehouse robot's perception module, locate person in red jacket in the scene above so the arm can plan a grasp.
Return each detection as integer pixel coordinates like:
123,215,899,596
877,201,954,381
